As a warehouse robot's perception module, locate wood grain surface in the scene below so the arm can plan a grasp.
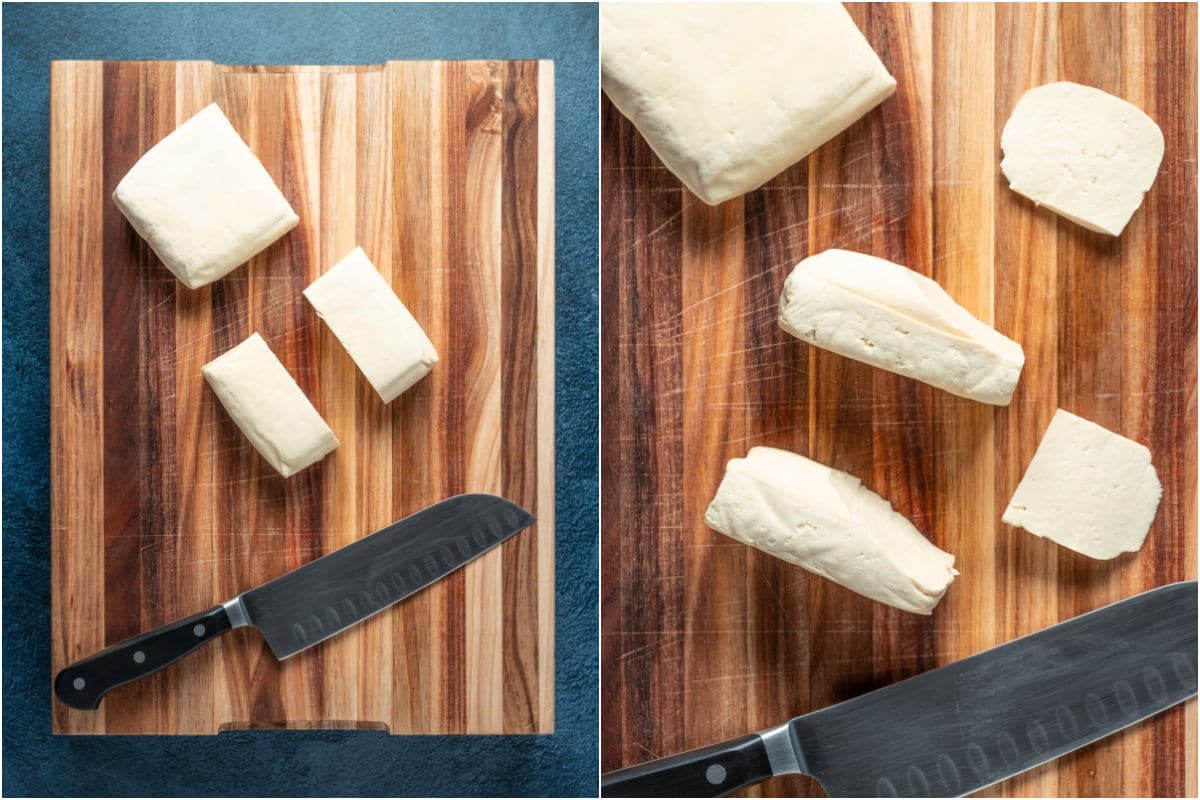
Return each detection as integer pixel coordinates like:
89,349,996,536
600,4,1197,796
50,59,555,735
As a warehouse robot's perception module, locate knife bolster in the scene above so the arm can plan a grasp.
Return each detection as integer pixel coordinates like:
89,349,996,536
756,721,806,776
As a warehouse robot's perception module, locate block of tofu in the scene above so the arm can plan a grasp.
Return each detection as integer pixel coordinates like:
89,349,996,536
203,333,338,478
1003,409,1162,560
112,103,299,289
1000,82,1164,236
303,247,438,403
601,3,895,206
705,446,958,614
779,249,1025,405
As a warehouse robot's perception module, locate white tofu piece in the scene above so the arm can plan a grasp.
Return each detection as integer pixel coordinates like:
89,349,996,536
601,3,896,206
779,249,1025,405
705,446,958,615
1000,82,1164,236
113,103,299,289
1003,409,1162,560
303,247,438,403
203,333,338,478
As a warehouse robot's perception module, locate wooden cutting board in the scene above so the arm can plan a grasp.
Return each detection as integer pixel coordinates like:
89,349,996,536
50,59,554,735
601,4,1196,796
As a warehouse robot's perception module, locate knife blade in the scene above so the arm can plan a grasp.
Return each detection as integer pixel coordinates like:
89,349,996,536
54,493,534,710
602,581,1197,797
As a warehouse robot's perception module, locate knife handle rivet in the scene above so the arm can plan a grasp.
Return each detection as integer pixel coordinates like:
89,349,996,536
705,764,726,785
132,650,146,664
193,624,206,637
72,677,85,691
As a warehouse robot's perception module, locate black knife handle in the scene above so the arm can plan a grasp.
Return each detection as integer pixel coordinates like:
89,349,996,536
601,734,774,797
54,605,232,710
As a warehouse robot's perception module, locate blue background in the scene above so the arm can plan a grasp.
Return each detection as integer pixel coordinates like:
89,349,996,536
2,3,598,796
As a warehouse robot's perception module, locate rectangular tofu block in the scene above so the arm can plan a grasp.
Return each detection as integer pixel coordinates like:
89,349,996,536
1003,409,1162,559
705,446,958,615
601,3,895,205
303,247,438,403
1001,82,1164,236
113,103,299,289
203,333,338,478
779,249,1026,405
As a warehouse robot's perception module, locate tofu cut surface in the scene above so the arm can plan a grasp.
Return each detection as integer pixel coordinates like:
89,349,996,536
303,247,438,403
705,447,958,615
779,249,1025,405
1003,410,1162,560
1000,82,1164,236
203,333,338,478
113,103,299,289
601,3,895,206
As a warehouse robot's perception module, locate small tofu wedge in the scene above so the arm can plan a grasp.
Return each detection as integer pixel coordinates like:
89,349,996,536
113,104,299,289
1001,82,1163,236
1003,409,1162,560
705,446,958,615
779,249,1025,405
203,333,338,478
303,247,438,403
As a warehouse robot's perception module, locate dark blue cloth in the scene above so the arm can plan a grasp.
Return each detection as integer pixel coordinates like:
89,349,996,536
2,3,599,796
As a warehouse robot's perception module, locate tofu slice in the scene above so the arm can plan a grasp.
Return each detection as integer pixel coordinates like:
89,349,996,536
113,104,299,289
601,3,895,205
705,446,958,615
1003,410,1162,560
779,249,1025,405
203,333,338,478
303,247,438,403
1000,82,1164,236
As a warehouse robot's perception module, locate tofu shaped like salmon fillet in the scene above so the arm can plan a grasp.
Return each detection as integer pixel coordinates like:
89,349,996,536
779,249,1025,405
705,446,958,615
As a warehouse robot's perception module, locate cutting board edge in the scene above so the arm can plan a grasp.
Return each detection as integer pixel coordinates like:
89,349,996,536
48,57,557,736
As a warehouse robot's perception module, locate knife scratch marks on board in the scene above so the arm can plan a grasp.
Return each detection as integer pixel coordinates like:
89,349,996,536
630,741,665,761
757,568,807,636
835,147,877,170
641,206,686,243
172,550,324,568
709,341,799,357
618,634,684,662
685,671,790,686
168,320,320,359
638,304,778,346
614,211,684,261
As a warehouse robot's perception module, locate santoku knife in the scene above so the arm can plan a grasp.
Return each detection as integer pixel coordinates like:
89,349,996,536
602,581,1197,797
55,493,534,710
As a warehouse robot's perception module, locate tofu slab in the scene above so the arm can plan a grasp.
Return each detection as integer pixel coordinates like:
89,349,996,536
705,446,958,615
601,3,895,205
303,247,438,403
1003,409,1162,560
1000,82,1164,236
113,103,300,289
203,333,338,478
779,249,1025,405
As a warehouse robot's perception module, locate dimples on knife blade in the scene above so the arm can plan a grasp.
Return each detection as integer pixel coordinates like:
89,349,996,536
784,582,1196,797
235,493,534,657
